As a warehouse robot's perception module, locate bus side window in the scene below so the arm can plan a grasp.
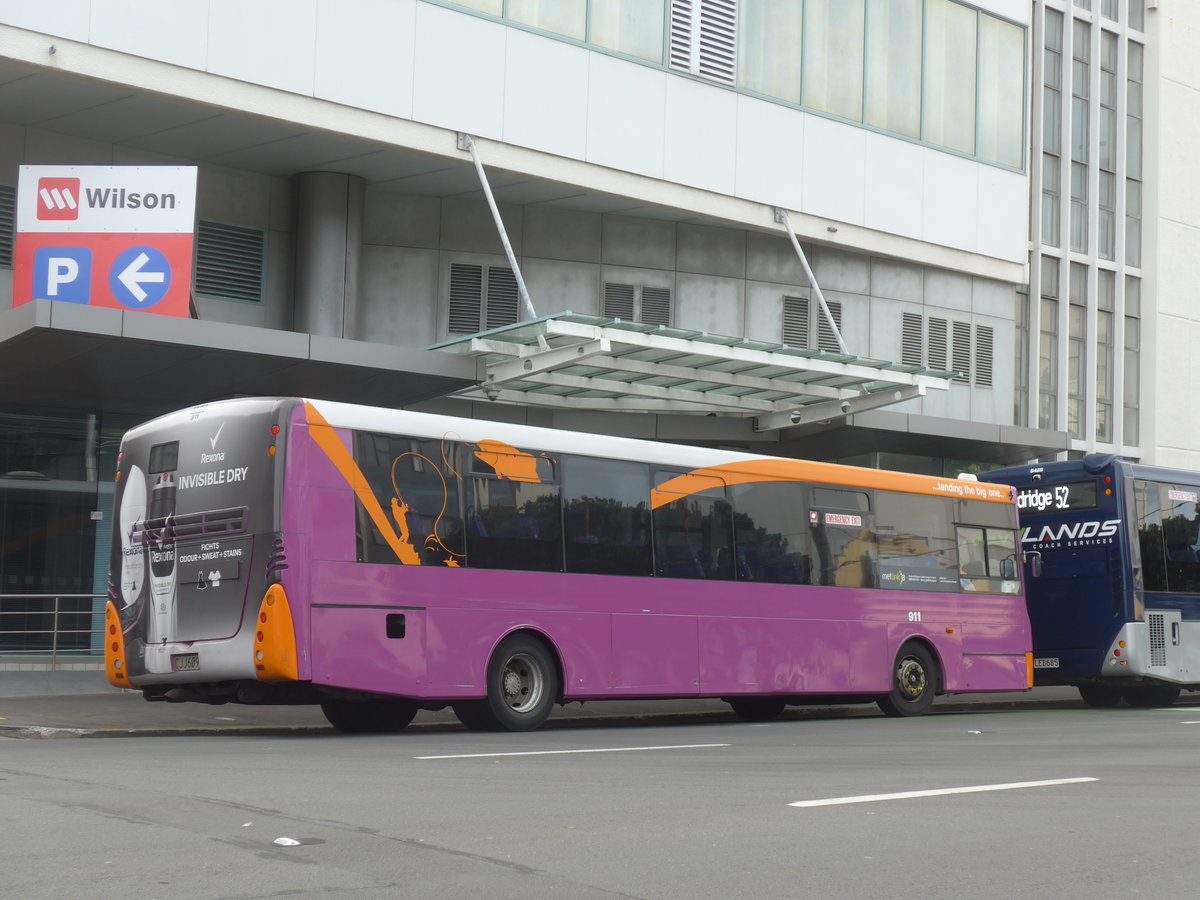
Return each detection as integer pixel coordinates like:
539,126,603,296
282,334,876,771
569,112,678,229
466,453,562,573
955,525,1020,593
873,491,959,592
810,488,874,588
562,456,652,577
728,482,811,584
653,473,733,580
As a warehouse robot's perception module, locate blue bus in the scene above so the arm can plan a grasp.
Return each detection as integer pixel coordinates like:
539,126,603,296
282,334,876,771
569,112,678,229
980,455,1200,707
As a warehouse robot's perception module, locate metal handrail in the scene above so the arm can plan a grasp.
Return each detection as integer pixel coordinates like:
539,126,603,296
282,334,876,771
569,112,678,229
0,593,106,658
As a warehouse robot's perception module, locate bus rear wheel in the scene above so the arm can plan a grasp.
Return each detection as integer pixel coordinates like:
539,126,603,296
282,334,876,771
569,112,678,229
877,642,938,717
1122,684,1181,707
728,697,787,721
457,634,559,732
320,698,418,733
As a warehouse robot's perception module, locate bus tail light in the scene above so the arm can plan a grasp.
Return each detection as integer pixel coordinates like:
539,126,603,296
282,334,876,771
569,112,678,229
254,584,299,682
104,601,129,688
1026,651,1034,689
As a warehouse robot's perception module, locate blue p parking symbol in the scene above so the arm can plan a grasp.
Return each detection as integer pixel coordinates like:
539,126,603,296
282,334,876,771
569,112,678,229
34,246,92,304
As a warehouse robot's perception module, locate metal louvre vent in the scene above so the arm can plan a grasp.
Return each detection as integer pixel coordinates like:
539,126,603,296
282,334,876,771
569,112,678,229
449,263,520,334
669,0,737,85
901,313,923,366
928,318,948,370
697,0,737,84
782,296,810,347
952,320,972,382
195,220,265,303
975,324,995,387
1148,612,1167,667
485,267,519,330
448,263,483,334
668,0,694,71
0,183,14,268
816,301,843,353
641,287,673,326
603,282,636,320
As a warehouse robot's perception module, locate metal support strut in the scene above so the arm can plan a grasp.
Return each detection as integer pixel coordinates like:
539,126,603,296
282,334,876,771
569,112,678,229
459,133,538,322
773,207,848,355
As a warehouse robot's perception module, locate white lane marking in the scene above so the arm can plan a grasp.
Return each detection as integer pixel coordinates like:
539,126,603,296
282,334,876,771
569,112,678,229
415,743,730,760
789,777,1098,808
1180,721,1200,725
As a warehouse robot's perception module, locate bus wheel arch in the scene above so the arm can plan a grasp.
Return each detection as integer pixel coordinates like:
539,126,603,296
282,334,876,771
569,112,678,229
454,629,562,732
877,639,941,717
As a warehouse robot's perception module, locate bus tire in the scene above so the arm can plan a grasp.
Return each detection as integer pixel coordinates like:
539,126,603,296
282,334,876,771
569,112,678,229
465,633,559,732
1077,684,1122,708
320,698,418,733
728,697,787,721
1122,684,1181,707
877,642,938,717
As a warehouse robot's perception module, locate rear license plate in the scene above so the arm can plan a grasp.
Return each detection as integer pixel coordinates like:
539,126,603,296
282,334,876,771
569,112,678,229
171,653,200,672
1033,657,1060,669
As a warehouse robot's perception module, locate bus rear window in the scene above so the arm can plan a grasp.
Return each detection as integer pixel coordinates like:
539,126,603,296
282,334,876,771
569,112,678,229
1015,480,1098,514
148,441,179,474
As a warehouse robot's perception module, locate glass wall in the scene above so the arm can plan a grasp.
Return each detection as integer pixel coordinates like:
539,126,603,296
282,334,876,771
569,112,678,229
439,0,1026,169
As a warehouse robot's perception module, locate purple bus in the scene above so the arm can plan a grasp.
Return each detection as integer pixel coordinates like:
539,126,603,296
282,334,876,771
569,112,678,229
105,397,1033,732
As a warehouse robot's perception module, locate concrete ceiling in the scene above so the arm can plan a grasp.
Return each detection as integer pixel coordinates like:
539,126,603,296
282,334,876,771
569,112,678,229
0,58,690,220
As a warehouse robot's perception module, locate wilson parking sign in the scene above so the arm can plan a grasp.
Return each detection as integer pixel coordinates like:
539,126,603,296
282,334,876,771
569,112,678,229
13,165,197,317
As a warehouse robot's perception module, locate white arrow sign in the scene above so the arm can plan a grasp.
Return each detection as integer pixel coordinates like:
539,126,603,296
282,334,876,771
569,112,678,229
118,251,166,302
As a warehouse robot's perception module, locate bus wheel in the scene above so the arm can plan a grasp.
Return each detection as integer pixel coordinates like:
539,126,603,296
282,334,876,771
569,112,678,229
459,634,559,732
1122,684,1181,707
877,642,938,717
1077,684,1122,708
320,698,418,733
728,697,786,721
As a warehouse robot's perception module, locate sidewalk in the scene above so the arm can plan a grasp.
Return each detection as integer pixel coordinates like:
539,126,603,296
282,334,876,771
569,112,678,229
0,670,1087,739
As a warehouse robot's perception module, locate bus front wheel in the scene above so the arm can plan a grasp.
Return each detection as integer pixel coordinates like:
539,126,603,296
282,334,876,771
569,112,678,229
877,642,938,717
320,698,418,733
1077,684,1122,708
457,634,559,732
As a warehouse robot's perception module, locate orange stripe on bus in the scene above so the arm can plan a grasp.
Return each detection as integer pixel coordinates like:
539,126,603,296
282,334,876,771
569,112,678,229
254,584,299,682
303,401,421,565
650,460,1014,510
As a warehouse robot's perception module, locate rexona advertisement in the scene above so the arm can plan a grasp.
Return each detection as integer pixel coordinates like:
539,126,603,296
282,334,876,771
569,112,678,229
12,165,197,317
113,403,271,676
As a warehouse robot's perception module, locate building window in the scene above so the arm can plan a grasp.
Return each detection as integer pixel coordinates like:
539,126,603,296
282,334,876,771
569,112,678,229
1042,8,1063,248
737,0,801,102
1096,270,1115,442
803,0,865,122
1039,257,1060,431
602,282,672,326
1015,285,1030,425
1124,275,1140,445
508,0,586,40
1126,40,1143,268
590,0,666,63
448,262,519,334
979,13,1025,168
194,220,266,303
1067,262,1086,439
864,0,922,138
1069,19,1090,255
923,0,978,156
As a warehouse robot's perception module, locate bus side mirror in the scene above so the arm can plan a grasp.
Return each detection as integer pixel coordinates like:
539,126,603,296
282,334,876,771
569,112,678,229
1025,551,1043,579
1001,557,1018,581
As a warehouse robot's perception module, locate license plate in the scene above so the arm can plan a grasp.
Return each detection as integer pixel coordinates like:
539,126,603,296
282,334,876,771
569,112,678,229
1033,657,1060,669
171,653,200,672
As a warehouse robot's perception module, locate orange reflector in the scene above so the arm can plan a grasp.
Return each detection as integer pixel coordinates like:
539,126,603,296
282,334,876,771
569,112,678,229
1026,651,1034,688
103,601,129,687
254,584,299,682
268,445,277,457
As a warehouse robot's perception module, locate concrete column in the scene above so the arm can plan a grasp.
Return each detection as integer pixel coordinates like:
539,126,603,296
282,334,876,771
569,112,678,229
293,172,364,338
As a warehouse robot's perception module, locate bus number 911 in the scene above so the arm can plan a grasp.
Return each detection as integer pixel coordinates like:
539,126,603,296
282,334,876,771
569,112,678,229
908,611,922,622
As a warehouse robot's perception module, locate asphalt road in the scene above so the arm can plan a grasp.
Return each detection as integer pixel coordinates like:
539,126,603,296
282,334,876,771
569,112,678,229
4,700,1200,899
